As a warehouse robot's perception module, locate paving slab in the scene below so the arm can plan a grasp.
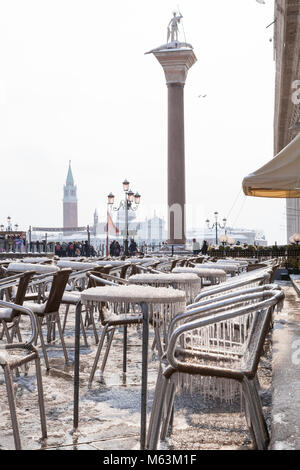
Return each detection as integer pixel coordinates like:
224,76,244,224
270,284,300,450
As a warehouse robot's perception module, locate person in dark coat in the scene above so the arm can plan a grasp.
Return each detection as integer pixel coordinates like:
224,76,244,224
109,240,115,257
114,241,121,256
201,240,208,255
129,239,137,256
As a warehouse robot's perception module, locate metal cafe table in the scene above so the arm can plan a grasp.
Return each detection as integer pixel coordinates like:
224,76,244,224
128,272,201,305
73,284,186,450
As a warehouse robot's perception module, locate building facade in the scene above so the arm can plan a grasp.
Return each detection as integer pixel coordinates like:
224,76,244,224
274,0,300,240
63,161,78,231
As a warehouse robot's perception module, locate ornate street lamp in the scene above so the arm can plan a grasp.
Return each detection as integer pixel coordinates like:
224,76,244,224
228,237,235,247
292,233,300,245
206,212,227,245
107,180,141,256
107,192,115,205
219,234,228,246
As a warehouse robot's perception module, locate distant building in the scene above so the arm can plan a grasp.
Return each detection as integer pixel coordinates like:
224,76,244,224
186,227,267,247
91,209,167,246
137,214,167,243
93,209,99,235
63,161,78,232
274,1,300,241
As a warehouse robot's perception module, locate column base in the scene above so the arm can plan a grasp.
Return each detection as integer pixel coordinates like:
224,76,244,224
165,242,187,253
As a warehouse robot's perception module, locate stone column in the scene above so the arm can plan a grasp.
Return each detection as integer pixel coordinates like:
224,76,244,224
152,48,197,245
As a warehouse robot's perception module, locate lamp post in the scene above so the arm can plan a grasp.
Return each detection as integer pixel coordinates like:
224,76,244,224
228,237,235,247
292,233,300,245
107,180,141,256
219,234,228,247
7,216,12,231
206,212,227,246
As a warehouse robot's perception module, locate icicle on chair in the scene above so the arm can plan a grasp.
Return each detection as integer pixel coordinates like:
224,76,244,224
0,301,47,450
146,286,284,450
86,282,186,386
86,272,140,384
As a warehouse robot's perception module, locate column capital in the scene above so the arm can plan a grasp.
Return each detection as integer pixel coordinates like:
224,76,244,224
153,48,197,85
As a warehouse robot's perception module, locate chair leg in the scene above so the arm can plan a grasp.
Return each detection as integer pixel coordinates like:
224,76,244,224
55,313,69,364
153,324,164,358
160,380,176,441
242,376,265,450
2,363,22,450
242,392,257,450
13,319,23,343
146,367,164,449
90,309,99,345
250,378,270,448
147,373,169,450
123,325,127,374
85,307,99,344
88,324,109,385
36,316,50,370
0,322,4,340
100,329,115,374
62,304,70,333
2,321,12,343
34,356,47,440
79,311,89,348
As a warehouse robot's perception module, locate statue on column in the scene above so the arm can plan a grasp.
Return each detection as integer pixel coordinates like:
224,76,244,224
167,11,183,43
145,11,193,54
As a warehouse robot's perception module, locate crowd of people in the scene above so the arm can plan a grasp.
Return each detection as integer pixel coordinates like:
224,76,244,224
192,239,208,255
109,239,138,257
0,233,27,252
54,241,96,257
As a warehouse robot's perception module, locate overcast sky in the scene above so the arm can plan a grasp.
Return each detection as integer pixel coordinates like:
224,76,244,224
0,0,287,244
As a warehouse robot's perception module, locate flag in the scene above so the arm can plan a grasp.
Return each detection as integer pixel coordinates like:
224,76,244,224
107,211,119,235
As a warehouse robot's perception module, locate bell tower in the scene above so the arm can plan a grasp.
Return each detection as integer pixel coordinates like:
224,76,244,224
63,160,78,231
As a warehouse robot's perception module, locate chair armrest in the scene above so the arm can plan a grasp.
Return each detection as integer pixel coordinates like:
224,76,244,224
0,300,37,348
168,284,280,339
193,270,271,303
166,289,284,371
87,273,117,287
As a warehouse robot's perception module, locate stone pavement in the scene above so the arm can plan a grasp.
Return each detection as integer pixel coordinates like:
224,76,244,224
0,305,273,451
270,282,300,450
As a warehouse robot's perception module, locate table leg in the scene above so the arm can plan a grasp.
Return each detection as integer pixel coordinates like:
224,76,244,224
140,302,149,450
73,300,81,431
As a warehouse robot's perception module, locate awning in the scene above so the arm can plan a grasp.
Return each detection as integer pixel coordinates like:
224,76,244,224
242,133,300,198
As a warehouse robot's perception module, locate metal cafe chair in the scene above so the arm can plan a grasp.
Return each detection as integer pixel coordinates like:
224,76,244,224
24,268,72,370
147,286,284,450
86,272,145,385
0,271,35,343
0,301,47,450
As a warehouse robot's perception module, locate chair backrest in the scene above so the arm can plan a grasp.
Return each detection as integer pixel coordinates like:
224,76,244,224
87,271,107,288
87,271,128,287
14,271,35,305
120,263,132,279
44,268,72,313
167,287,284,372
191,268,272,305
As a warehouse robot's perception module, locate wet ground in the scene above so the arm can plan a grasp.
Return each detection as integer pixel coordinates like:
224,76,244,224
0,305,273,451
270,284,300,450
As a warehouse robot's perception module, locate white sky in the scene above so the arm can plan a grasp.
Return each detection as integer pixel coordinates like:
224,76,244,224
0,0,287,244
